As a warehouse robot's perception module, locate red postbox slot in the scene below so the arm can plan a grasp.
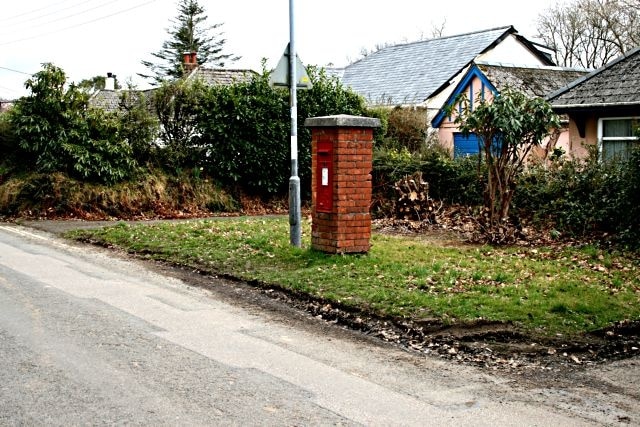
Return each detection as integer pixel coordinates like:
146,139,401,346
316,141,333,212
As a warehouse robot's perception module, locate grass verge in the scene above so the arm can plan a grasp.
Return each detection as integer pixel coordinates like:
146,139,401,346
66,217,640,337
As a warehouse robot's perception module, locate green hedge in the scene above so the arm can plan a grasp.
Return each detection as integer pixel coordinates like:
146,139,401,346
515,150,640,244
372,144,640,245
193,67,366,197
372,147,485,206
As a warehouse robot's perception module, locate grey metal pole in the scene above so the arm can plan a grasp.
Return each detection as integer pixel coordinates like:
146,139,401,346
288,0,301,247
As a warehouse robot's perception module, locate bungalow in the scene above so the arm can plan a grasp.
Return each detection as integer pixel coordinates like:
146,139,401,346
547,46,640,161
0,98,13,112
431,62,588,157
339,26,554,118
89,54,255,113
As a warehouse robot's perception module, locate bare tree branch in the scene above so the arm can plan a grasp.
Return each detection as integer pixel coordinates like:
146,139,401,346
537,0,638,68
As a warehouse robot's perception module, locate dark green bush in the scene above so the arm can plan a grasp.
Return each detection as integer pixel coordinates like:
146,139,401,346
515,148,640,244
153,79,205,172
0,112,28,180
619,148,640,242
5,63,369,198
194,72,290,195
420,150,485,205
117,90,159,167
9,63,136,185
372,146,485,209
194,66,367,197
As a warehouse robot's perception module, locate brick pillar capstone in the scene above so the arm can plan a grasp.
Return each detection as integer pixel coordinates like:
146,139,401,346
304,114,380,254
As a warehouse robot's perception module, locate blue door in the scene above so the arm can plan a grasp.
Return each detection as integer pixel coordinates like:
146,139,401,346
453,132,480,157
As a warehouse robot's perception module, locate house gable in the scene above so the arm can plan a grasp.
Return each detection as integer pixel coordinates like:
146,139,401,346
432,62,589,158
431,64,498,128
477,34,550,66
433,62,589,127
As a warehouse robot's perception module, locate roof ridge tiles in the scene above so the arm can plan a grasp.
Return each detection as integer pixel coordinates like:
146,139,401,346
197,67,255,72
378,25,517,51
475,60,590,72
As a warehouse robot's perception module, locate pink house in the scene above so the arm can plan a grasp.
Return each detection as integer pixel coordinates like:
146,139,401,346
339,26,555,114
547,47,640,161
431,62,588,158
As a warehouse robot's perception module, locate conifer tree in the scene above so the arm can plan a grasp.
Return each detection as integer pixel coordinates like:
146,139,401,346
140,0,237,82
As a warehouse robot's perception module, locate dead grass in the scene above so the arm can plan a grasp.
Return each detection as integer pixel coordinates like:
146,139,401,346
0,172,237,219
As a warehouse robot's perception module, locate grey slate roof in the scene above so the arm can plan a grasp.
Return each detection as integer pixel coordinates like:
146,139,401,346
341,26,547,105
90,67,255,113
477,63,588,98
547,47,640,109
89,89,155,113
0,99,13,112
324,67,345,80
187,67,256,85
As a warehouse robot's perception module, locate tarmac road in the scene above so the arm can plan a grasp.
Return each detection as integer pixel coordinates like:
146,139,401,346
0,223,638,425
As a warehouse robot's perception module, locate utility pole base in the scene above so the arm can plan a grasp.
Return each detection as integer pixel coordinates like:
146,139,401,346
289,176,301,247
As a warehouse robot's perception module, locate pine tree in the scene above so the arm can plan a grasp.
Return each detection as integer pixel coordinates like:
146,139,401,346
140,0,237,82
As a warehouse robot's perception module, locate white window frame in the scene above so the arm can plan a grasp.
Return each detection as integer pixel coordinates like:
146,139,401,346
597,116,640,161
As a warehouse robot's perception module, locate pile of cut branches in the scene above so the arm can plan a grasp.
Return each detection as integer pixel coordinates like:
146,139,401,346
393,172,441,222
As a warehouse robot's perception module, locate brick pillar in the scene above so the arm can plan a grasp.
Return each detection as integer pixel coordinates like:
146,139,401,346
304,114,380,253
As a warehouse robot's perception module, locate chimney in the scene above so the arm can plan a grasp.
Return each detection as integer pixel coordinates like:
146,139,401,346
105,72,115,91
183,51,198,73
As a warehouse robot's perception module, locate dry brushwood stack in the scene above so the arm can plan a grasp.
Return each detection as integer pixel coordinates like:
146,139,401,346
393,172,440,222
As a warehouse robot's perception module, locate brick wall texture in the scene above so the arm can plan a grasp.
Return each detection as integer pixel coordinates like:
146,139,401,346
310,127,374,253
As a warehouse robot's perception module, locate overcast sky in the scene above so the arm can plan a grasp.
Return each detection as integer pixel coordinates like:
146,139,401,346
0,0,558,99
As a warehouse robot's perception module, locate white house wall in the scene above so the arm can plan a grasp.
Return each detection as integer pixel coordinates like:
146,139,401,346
477,35,547,66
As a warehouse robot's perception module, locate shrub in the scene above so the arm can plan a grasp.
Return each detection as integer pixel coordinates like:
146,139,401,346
366,107,390,146
515,148,640,244
371,106,430,152
0,112,28,180
455,88,560,232
153,78,206,172
9,63,136,184
372,147,424,216
384,107,428,152
372,145,485,214
116,89,159,166
419,149,485,205
194,71,290,195
195,66,367,197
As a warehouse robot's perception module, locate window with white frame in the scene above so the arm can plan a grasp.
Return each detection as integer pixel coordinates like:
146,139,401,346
598,117,640,161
